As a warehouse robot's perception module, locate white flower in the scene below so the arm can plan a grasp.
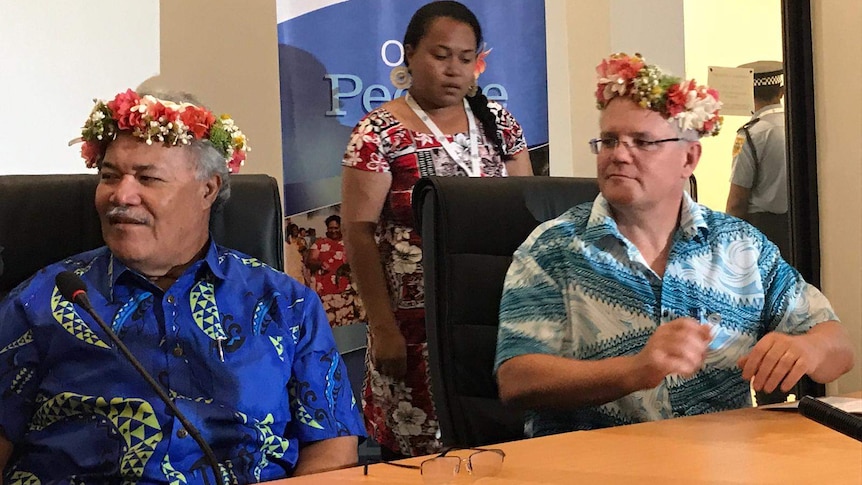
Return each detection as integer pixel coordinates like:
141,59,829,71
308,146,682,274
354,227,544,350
394,227,411,241
392,241,421,274
392,401,427,436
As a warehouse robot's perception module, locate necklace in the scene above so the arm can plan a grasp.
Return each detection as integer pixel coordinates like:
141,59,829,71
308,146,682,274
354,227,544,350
405,93,482,177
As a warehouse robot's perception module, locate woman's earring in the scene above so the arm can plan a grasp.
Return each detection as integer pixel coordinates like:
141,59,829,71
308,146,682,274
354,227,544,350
390,66,412,90
466,82,479,97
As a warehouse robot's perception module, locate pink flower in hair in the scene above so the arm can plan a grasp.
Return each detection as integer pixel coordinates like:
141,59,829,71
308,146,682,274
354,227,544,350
474,45,492,80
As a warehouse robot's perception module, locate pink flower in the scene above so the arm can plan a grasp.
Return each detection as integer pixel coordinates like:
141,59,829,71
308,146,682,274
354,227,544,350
595,54,645,104
474,46,492,80
227,150,245,174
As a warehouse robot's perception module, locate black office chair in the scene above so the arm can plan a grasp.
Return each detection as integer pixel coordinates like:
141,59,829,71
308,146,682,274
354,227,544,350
413,176,601,448
0,174,283,297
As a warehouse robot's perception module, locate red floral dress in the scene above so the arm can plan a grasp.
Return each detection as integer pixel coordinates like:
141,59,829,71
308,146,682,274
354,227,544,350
342,100,526,456
309,236,364,327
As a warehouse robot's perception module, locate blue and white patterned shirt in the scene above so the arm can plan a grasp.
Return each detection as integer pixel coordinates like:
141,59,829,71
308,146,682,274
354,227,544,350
0,241,365,483
495,193,837,436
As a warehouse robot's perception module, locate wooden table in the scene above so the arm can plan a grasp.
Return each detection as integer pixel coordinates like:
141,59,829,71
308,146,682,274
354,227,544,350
273,396,862,484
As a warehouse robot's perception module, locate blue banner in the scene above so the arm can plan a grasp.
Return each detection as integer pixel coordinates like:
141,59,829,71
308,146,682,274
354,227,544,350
277,0,548,215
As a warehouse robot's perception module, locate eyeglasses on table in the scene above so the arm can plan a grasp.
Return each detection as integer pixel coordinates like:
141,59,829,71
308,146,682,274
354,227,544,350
363,447,506,483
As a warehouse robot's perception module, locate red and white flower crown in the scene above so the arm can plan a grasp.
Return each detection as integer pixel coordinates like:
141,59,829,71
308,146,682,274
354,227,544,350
595,53,723,137
73,89,249,173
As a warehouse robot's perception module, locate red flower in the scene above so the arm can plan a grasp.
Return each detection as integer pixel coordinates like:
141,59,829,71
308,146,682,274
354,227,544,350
179,106,215,139
665,83,687,116
81,140,102,168
107,89,140,130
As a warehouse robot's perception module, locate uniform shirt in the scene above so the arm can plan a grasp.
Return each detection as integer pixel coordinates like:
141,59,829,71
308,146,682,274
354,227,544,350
495,193,837,437
729,104,787,214
0,241,365,483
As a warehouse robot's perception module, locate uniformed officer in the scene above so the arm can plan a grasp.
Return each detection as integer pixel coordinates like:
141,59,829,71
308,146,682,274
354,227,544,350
725,60,790,257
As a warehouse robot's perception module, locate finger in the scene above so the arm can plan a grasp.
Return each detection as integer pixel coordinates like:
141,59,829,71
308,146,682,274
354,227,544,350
737,355,749,371
752,341,790,391
762,351,799,393
780,359,808,393
741,339,773,381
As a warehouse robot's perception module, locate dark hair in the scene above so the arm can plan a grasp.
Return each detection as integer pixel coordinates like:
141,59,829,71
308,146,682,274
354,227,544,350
754,85,782,103
325,215,341,227
403,1,508,160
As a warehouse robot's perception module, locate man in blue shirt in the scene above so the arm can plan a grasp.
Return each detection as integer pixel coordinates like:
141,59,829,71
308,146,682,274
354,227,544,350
0,89,365,482
494,54,854,437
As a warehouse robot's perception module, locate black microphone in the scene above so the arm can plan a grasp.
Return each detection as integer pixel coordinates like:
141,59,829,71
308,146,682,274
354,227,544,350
55,271,224,485
798,395,862,442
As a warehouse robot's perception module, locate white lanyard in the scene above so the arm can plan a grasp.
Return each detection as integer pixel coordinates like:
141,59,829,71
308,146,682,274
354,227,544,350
405,93,481,177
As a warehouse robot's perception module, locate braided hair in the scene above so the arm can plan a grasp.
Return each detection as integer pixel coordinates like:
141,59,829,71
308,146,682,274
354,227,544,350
403,1,509,160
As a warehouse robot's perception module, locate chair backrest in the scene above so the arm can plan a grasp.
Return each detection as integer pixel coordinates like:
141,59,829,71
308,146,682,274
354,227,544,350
412,175,601,448
0,174,283,296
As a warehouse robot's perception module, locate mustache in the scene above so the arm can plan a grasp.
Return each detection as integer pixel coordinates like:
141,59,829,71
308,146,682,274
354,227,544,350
105,206,148,224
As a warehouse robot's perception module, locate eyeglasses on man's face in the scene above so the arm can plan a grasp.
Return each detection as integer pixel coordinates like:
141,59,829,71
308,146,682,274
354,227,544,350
588,136,684,155
364,447,506,484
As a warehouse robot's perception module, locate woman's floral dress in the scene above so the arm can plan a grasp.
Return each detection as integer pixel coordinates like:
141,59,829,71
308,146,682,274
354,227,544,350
342,100,526,455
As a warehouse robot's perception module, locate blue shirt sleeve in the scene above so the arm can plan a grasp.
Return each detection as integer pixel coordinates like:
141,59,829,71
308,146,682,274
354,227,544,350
0,285,43,443
495,224,569,373
285,286,365,443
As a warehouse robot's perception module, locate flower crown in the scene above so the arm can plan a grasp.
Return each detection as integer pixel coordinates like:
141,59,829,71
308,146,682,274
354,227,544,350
74,89,249,173
595,53,723,137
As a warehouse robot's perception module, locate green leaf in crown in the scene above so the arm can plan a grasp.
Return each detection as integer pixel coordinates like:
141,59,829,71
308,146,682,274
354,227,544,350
50,286,110,349
190,280,226,341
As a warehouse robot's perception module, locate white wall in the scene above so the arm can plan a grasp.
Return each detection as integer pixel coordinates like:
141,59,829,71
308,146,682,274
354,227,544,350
0,0,159,175
684,0,783,211
611,0,685,77
813,1,862,395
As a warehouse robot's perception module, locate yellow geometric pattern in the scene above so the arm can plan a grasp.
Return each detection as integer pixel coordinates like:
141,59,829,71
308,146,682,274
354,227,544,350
0,330,33,355
161,455,188,485
10,367,35,395
30,392,163,480
269,336,284,362
241,257,264,268
236,412,290,480
8,471,40,485
288,385,324,430
190,280,225,341
50,286,110,349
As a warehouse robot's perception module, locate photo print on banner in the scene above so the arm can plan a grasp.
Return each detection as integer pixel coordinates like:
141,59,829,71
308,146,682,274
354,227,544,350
276,0,548,326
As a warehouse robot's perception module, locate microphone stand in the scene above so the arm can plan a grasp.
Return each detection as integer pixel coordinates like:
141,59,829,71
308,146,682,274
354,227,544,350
62,279,225,485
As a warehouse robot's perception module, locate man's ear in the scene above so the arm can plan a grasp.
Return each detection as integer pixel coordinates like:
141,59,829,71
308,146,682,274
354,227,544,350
202,175,222,210
683,141,702,178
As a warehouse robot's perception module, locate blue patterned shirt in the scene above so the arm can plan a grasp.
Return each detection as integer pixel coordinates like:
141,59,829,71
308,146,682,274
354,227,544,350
495,193,837,437
0,241,365,483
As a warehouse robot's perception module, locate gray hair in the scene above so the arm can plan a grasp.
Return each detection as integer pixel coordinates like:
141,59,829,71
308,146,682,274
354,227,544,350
135,89,232,212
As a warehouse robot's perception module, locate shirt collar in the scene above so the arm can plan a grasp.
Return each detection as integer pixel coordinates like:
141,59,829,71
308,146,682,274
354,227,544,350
106,237,225,299
584,192,709,244
753,104,783,117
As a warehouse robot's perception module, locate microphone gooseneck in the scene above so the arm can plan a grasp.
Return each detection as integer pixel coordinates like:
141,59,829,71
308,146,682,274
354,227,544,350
798,395,862,442
55,271,225,485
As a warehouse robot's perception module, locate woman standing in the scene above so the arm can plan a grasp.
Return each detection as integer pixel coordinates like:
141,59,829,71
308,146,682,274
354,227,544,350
341,1,532,459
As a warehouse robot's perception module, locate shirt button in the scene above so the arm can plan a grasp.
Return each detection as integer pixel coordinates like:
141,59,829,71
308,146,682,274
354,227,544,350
662,309,670,318
177,428,188,438
172,345,183,357
167,295,175,304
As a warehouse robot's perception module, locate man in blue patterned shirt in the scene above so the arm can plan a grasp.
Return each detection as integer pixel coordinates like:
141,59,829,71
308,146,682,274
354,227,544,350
494,54,854,437
0,89,365,483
